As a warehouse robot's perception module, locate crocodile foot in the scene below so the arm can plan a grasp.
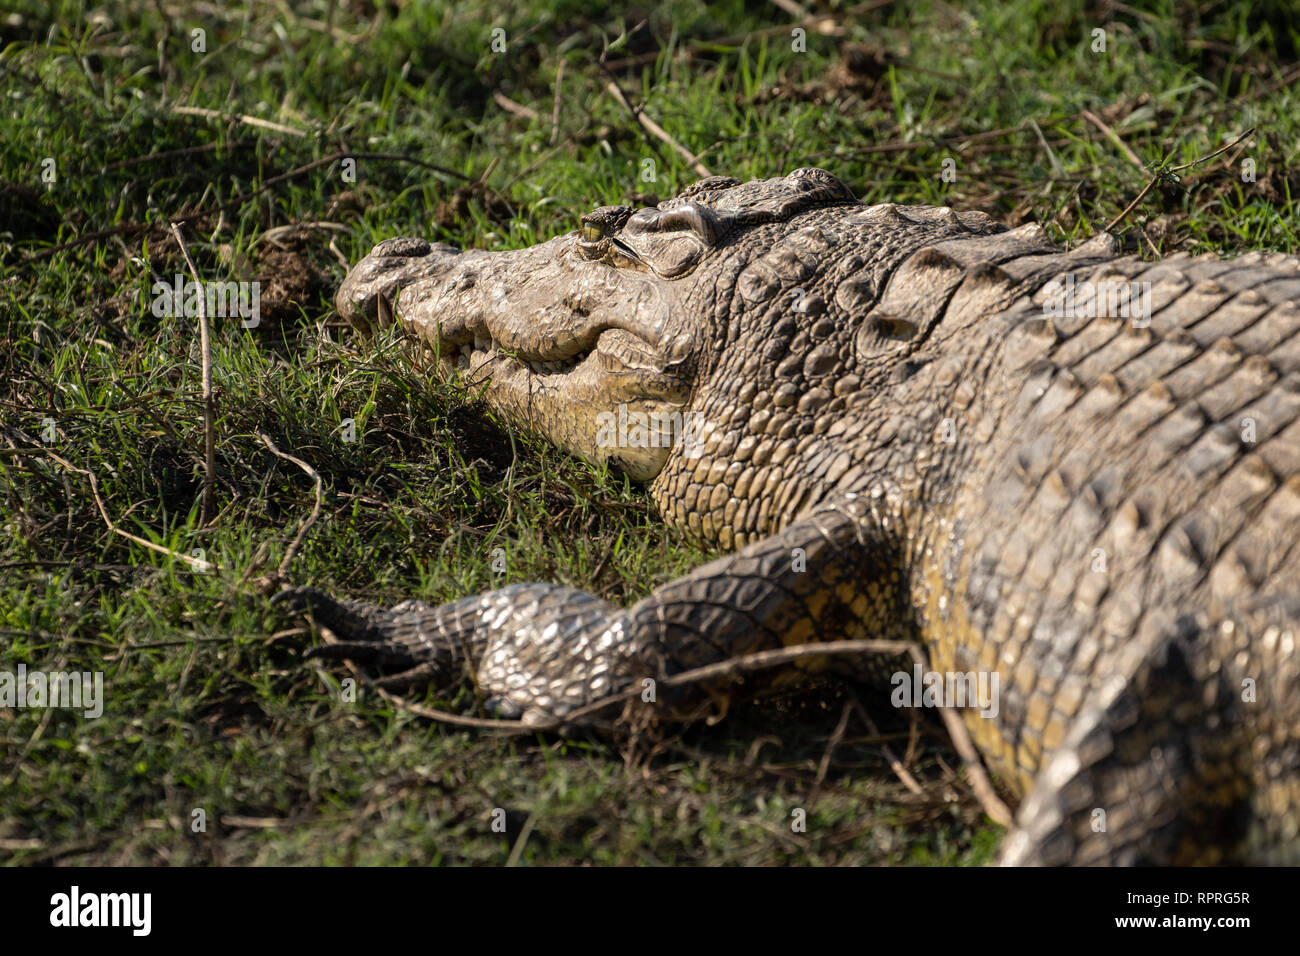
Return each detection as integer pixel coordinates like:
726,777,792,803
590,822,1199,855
274,583,644,726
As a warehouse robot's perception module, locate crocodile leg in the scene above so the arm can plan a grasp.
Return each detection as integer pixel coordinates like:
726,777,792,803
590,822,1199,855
278,493,912,726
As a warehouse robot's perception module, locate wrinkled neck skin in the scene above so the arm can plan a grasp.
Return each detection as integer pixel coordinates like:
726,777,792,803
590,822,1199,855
648,202,1119,551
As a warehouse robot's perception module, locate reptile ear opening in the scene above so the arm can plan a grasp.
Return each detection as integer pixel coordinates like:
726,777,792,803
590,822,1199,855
654,202,725,246
617,202,731,277
609,237,644,264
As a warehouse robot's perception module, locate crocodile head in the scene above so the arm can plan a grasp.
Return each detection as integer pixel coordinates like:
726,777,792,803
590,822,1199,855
337,168,1011,539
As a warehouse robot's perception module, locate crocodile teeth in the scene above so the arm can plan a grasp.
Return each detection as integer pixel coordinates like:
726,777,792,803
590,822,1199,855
515,355,587,376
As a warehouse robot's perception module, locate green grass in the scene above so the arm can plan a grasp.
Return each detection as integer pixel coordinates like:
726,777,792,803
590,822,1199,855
1,0,1296,865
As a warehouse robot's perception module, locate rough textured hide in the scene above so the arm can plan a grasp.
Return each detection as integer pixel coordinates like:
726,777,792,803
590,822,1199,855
281,168,1300,866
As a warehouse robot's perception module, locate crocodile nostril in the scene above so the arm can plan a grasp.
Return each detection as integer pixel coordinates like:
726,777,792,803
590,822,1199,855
372,236,432,258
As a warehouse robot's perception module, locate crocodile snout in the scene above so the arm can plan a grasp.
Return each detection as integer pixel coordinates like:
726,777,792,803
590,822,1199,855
335,237,465,336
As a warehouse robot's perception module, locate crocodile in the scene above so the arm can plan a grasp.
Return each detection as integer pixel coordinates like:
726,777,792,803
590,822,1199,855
279,167,1300,865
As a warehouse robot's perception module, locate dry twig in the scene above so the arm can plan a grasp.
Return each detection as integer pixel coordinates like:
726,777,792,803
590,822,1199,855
172,105,309,137
169,221,217,526
550,60,566,146
847,689,925,796
258,433,324,582
602,80,712,178
39,449,216,572
492,91,540,121
318,633,1013,826
1104,126,1256,233
1081,109,1144,169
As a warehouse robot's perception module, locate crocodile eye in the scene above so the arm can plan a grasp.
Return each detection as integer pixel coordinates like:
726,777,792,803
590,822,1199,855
581,223,605,243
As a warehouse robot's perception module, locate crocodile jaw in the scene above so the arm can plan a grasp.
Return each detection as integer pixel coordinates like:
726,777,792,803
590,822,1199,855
336,235,695,481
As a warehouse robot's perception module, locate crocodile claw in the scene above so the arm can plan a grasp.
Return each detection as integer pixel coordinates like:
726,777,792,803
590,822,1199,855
274,585,471,683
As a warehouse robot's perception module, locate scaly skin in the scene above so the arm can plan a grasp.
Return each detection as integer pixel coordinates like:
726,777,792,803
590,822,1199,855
279,168,1300,865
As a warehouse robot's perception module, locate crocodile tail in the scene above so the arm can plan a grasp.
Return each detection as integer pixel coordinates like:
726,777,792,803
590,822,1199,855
1001,597,1299,865
1000,614,1231,865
